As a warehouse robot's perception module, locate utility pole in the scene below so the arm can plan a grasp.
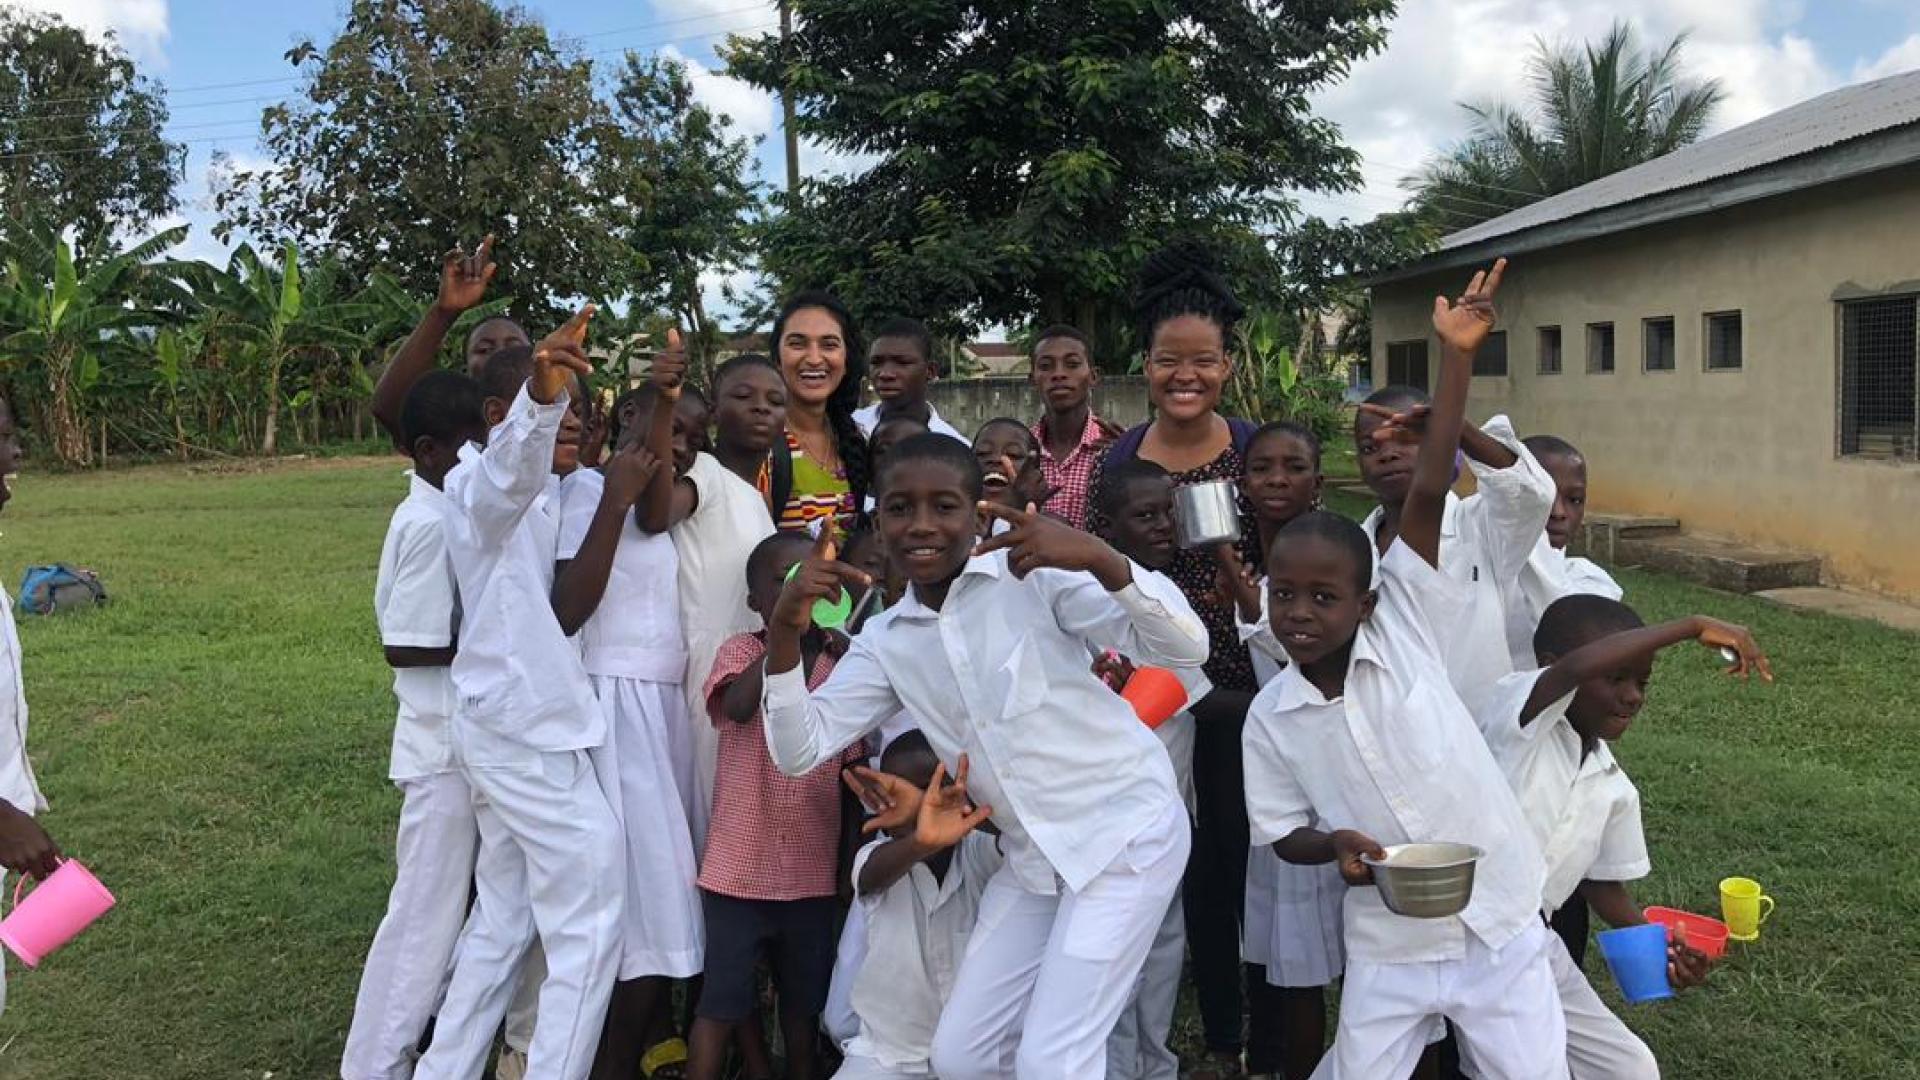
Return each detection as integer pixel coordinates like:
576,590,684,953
779,0,800,197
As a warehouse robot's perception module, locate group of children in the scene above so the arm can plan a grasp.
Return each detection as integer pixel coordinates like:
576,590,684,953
340,238,1772,1080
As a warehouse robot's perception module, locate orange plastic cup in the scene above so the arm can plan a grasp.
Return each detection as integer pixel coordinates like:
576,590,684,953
1643,906,1729,960
1121,667,1187,730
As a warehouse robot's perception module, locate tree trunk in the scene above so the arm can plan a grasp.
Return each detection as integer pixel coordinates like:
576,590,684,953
262,352,283,456
45,349,91,467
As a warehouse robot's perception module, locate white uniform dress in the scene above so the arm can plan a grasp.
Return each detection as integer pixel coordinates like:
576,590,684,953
1361,416,1555,712
671,452,775,850
557,467,704,980
1242,542,1567,1080
0,583,46,1019
342,473,480,1080
834,832,1004,1079
1469,672,1659,1080
1237,593,1346,990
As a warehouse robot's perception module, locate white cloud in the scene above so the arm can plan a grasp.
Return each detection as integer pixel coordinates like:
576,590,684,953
1854,32,1920,82
1,0,169,67
660,43,777,143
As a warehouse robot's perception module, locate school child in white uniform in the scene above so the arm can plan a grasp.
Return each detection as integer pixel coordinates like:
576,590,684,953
1353,385,1554,709
763,433,1210,1080
551,344,705,1075
1469,595,1756,1079
412,322,624,1080
1243,261,1570,1080
0,395,57,1019
341,372,488,1080
833,731,1002,1079
670,354,783,848
1490,426,1624,672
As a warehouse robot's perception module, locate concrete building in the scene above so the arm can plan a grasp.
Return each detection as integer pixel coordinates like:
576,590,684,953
1369,69,1920,600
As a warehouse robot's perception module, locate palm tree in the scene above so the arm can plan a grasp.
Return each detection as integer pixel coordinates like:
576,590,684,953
1408,22,1725,232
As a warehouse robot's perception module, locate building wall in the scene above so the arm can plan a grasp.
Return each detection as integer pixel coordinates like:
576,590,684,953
927,375,1152,438
1370,164,1920,599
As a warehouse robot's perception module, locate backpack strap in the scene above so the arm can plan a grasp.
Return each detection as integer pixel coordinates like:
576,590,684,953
768,435,794,525
1227,416,1259,455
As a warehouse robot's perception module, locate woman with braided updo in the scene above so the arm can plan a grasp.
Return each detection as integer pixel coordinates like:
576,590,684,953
768,291,871,541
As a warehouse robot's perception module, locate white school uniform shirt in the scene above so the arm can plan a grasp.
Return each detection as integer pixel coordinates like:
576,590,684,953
1503,534,1625,672
846,832,1004,1070
375,472,461,779
555,468,687,683
1473,671,1651,914
763,550,1207,893
1241,541,1546,965
0,588,43,816
440,384,602,765
1361,416,1554,710
852,402,970,443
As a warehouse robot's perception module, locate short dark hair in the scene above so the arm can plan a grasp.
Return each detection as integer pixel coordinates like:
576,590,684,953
1091,458,1172,525
1032,324,1091,357
876,431,984,501
1248,419,1323,469
871,317,936,371
1523,434,1583,463
479,344,537,402
713,352,779,396
973,417,1039,456
1363,384,1429,412
400,370,487,450
1534,595,1645,660
1269,510,1374,591
746,530,814,593
879,728,939,780
871,416,929,446
466,314,528,345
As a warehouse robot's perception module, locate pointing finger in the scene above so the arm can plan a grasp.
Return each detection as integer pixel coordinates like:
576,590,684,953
1482,257,1508,297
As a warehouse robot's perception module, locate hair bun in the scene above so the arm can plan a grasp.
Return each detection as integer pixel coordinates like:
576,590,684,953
1133,240,1245,321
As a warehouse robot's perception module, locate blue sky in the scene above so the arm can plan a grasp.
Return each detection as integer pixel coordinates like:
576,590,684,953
13,0,1920,303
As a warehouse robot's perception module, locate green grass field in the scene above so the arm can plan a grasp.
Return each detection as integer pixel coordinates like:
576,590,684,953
0,457,1914,1078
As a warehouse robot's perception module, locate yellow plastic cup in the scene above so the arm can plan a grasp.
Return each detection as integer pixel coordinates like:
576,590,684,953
1720,877,1775,942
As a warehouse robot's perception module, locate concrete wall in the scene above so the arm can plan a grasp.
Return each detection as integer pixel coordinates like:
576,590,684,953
927,375,1152,439
1370,164,1920,599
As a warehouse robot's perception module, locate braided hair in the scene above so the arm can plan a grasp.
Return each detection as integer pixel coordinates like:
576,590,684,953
1132,240,1247,352
773,291,872,511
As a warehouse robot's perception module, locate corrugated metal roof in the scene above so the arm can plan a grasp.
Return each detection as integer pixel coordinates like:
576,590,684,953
1436,68,1920,252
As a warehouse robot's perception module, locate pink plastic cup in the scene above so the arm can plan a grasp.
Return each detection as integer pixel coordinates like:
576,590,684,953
0,859,115,967
1121,667,1188,730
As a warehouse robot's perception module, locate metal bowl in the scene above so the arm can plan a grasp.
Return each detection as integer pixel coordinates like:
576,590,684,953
1363,843,1485,919
1172,479,1242,548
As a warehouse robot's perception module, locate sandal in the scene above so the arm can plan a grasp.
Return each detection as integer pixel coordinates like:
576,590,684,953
641,1037,689,1079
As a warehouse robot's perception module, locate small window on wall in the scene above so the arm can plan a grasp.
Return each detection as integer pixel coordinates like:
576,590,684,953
1706,311,1743,371
1473,331,1508,377
1587,322,1615,373
1538,326,1562,374
1644,317,1676,372
1839,295,1917,460
1386,340,1430,391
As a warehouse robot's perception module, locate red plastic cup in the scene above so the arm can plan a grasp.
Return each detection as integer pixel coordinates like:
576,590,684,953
1643,906,1729,960
1121,667,1187,730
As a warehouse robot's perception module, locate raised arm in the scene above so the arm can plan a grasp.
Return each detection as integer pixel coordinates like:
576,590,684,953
762,535,899,774
550,442,661,635
373,236,496,447
1463,414,1555,581
1521,616,1771,725
856,759,993,896
637,329,687,535
1400,258,1505,566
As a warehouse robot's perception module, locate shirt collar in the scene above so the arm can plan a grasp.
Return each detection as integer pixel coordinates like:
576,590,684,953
1034,412,1106,463
888,550,1005,622
1361,491,1462,539
405,469,447,503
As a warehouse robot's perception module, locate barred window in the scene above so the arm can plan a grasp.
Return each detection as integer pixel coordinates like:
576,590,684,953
1386,339,1429,391
1473,331,1508,377
1839,296,1917,460
1705,312,1743,371
1587,323,1614,373
1538,326,1562,374
1644,317,1676,372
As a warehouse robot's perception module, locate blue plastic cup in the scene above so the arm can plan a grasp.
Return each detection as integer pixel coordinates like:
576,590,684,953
1597,923,1673,1003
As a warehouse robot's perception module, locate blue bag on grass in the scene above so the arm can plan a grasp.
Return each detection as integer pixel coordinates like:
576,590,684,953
17,565,107,616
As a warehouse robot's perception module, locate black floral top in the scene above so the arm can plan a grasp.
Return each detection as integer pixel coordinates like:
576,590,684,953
1088,429,1261,694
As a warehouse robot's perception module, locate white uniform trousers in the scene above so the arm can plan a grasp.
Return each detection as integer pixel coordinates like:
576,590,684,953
341,772,480,1080
832,1053,935,1079
505,943,546,1053
1104,888,1184,1080
1313,920,1569,1080
929,799,1189,1080
414,751,622,1080
824,901,868,1048
1458,932,1659,1079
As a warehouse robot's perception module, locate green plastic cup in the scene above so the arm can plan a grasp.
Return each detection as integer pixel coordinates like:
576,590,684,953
785,563,852,629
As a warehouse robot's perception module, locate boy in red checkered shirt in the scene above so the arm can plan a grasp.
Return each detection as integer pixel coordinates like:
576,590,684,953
690,531,867,1080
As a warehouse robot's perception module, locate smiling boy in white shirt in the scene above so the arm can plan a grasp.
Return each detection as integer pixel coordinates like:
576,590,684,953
1242,260,1570,1079
761,432,1208,1079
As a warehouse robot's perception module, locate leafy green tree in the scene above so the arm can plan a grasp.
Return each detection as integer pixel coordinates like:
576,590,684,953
213,0,642,318
727,0,1403,352
0,9,182,239
1408,21,1724,232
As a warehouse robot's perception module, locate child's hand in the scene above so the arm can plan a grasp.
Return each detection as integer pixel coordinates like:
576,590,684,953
602,438,660,508
1356,401,1432,446
651,328,687,403
772,531,871,633
435,234,496,316
531,304,596,404
975,501,1130,589
914,755,993,850
1212,543,1262,623
1668,936,1713,990
844,765,924,835
1695,617,1774,682
1431,257,1507,354
1092,650,1137,693
0,803,59,880
1330,829,1386,887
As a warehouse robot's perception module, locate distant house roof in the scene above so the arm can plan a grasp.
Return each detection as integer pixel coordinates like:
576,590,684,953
1375,68,1920,283
963,341,1028,376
